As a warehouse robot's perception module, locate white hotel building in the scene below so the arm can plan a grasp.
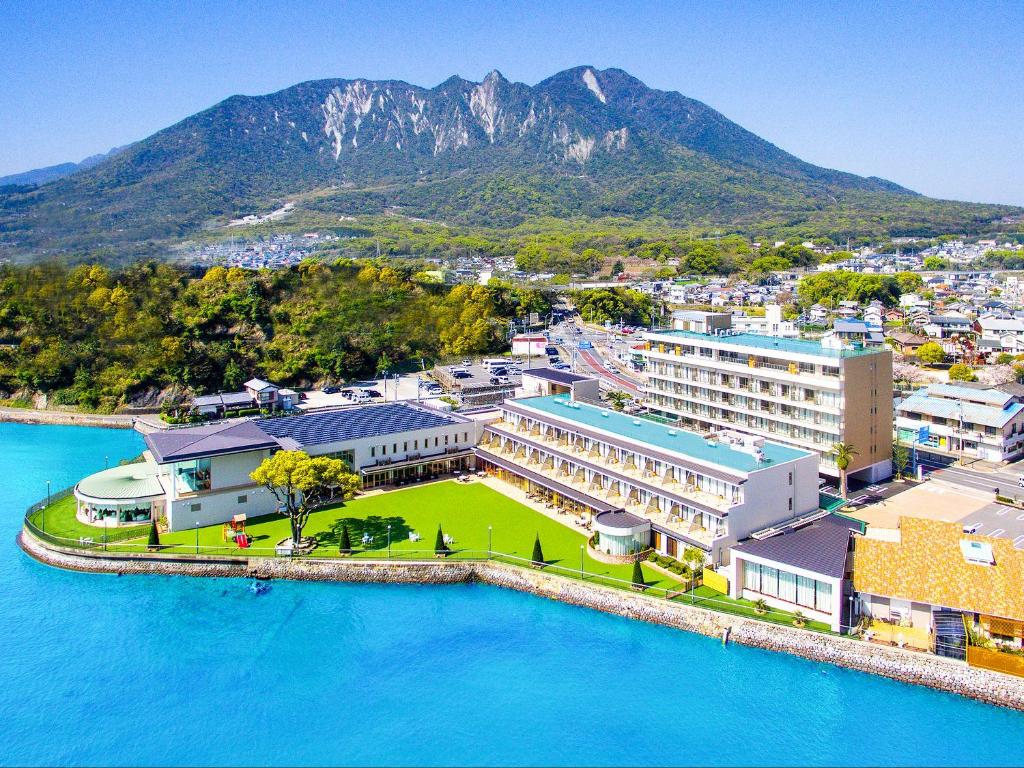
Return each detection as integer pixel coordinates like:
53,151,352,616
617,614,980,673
638,311,893,481
476,392,820,565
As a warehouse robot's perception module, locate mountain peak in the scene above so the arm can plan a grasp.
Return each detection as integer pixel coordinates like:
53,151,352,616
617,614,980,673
1,65,1015,262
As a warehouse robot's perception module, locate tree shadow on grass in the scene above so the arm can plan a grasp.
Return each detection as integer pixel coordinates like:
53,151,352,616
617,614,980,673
318,515,411,551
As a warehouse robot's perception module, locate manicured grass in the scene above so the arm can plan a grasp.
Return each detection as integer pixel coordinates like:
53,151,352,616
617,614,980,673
681,585,833,633
158,480,682,590
27,496,149,542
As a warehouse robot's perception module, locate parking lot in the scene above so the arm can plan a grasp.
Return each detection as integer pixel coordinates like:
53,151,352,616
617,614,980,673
842,480,1024,549
298,374,445,410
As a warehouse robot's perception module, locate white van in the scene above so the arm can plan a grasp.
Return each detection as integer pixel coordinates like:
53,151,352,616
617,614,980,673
482,358,510,371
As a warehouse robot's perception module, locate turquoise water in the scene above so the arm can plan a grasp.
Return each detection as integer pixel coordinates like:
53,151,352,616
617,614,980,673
2,422,1024,766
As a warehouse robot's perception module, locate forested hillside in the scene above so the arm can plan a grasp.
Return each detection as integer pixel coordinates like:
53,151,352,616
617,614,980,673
0,261,550,411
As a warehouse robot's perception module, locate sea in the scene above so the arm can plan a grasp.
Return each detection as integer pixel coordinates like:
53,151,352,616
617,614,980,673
2,421,1023,766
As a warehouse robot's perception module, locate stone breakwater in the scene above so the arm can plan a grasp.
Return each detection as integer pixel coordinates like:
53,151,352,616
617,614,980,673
20,531,1024,711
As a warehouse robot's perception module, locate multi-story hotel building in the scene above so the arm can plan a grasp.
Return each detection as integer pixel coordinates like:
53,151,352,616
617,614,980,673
638,311,893,482
476,392,820,565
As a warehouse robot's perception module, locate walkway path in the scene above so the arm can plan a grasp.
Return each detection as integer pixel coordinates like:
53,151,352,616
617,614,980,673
0,407,137,429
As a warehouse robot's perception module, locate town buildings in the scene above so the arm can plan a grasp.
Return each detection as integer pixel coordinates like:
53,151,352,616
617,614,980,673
638,311,894,481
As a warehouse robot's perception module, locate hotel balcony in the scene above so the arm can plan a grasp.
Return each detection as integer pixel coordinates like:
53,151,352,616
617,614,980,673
483,423,739,515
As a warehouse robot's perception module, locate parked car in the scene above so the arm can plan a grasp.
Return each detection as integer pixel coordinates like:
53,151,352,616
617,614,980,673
322,385,341,394
364,389,382,398
489,376,500,385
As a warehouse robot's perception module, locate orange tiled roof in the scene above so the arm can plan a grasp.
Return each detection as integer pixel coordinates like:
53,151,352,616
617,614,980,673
853,517,1024,621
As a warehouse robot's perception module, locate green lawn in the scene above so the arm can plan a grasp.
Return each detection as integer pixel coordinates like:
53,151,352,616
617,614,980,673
26,495,149,542
680,585,833,633
27,480,838,632
157,480,682,590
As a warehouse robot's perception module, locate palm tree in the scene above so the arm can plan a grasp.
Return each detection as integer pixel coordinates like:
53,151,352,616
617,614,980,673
832,442,859,500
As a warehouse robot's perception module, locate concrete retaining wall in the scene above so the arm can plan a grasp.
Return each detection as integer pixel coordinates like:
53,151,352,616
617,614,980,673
19,530,1024,711
0,408,136,429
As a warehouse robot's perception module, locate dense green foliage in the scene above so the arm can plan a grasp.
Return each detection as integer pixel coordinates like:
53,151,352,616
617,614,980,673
796,270,921,308
570,287,653,324
0,260,551,410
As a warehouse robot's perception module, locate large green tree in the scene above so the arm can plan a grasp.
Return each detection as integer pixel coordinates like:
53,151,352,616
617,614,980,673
250,450,360,546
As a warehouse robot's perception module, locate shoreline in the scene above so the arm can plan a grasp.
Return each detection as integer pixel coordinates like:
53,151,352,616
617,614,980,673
0,407,138,429
19,529,1024,713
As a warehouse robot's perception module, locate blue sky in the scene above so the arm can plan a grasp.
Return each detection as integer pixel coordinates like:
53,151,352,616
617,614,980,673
2,0,1022,205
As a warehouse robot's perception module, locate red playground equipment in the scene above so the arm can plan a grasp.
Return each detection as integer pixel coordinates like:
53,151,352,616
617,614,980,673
222,514,249,548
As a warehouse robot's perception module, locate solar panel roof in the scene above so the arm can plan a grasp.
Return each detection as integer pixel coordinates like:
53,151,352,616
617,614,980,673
254,403,462,447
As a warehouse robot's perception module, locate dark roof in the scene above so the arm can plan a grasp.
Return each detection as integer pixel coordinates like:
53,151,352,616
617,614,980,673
146,420,279,464
731,515,856,579
254,403,461,448
192,391,253,408
594,509,650,530
523,367,594,386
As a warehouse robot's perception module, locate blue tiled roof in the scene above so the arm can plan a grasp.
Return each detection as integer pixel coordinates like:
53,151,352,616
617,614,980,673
648,330,882,359
897,393,1024,428
515,395,809,473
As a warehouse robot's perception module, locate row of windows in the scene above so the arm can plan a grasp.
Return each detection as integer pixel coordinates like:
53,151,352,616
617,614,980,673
369,431,469,458
645,380,841,426
646,365,840,406
743,560,833,613
503,418,743,500
497,435,735,522
648,397,840,447
646,344,841,378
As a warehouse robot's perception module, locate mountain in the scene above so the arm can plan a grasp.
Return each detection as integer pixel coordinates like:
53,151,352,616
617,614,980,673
0,67,1017,261
0,145,129,188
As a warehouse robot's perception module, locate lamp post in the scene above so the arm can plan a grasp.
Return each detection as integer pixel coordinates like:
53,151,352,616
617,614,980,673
579,544,585,579
195,521,200,555
488,525,492,559
103,515,108,551
387,524,392,559
43,480,50,532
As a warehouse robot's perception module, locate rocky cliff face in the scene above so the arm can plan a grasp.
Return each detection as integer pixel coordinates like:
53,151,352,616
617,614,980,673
314,68,645,165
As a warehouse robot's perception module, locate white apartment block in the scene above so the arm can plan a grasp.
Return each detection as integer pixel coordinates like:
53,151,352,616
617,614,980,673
638,312,893,481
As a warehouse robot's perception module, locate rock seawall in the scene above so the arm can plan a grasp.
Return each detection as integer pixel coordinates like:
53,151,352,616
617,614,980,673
20,531,1024,711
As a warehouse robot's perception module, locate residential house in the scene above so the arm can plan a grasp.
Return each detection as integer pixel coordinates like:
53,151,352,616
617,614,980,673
974,315,1024,358
885,331,931,357
895,382,1024,462
854,517,1024,656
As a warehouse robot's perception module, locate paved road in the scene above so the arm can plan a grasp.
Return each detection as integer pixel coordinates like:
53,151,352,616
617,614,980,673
576,348,640,393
